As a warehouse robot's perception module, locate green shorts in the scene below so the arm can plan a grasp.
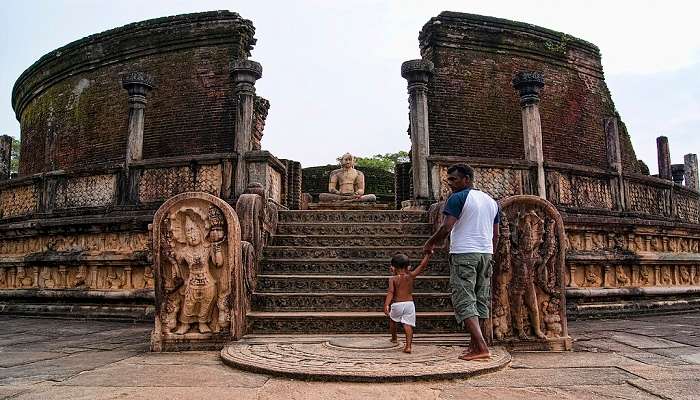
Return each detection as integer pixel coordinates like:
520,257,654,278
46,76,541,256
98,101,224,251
449,253,492,323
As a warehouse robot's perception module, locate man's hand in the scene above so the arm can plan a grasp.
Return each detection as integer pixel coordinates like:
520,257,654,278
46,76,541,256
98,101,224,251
423,241,435,255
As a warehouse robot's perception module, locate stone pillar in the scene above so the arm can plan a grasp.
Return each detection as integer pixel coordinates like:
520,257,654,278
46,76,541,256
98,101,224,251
604,118,626,209
231,60,263,198
122,73,154,164
0,134,13,180
513,72,546,199
684,154,699,190
656,136,672,180
401,59,434,201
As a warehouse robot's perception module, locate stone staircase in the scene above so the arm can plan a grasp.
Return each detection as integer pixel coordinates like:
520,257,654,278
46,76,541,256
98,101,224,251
247,210,460,334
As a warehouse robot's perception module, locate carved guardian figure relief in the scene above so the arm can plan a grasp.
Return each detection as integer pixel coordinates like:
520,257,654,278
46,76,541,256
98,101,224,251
151,192,244,351
492,195,570,350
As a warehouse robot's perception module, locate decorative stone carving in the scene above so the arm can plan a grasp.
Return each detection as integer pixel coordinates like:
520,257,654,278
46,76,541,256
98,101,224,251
151,192,244,351
492,195,570,350
318,153,377,203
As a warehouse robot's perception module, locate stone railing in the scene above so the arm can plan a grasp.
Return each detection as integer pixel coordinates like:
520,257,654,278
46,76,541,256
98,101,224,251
545,163,618,212
428,156,535,201
0,151,290,223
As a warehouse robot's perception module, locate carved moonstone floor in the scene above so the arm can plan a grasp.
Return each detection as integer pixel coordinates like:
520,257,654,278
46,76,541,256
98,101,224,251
221,334,511,382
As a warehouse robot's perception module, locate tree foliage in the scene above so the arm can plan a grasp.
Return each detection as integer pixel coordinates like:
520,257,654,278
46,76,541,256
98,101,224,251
11,138,19,175
336,151,409,172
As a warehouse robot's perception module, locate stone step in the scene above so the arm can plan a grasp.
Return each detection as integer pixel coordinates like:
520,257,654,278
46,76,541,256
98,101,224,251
276,223,432,236
246,311,461,334
251,292,453,312
261,259,450,276
278,210,428,224
263,246,446,260
270,235,430,247
257,275,450,293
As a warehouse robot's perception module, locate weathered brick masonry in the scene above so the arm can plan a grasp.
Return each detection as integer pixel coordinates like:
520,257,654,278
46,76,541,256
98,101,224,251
419,12,639,172
13,11,255,176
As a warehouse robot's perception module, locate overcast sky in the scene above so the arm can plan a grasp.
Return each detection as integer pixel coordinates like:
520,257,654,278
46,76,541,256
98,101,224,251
1,0,698,172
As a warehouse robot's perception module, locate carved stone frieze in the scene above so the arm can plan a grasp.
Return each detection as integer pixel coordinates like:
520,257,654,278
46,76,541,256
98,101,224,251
260,259,450,276
278,211,427,224
438,166,523,201
674,191,700,223
0,184,38,219
263,246,442,260
256,276,449,293
492,195,570,349
275,223,431,236
248,315,459,334
626,181,669,215
54,174,116,209
151,192,243,351
270,235,428,247
0,232,148,255
252,293,453,312
139,165,222,203
0,264,153,290
548,171,613,210
565,263,699,288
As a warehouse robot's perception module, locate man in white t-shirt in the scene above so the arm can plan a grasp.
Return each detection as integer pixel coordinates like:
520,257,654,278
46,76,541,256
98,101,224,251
423,164,499,361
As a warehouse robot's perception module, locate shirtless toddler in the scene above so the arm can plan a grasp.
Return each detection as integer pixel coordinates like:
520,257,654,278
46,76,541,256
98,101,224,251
383,252,432,353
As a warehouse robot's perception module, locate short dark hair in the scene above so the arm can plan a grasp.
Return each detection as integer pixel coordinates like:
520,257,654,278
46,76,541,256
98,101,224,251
447,164,474,180
390,253,410,269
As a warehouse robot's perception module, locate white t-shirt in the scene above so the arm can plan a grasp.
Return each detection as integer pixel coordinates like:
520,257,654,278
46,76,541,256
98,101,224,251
443,188,499,254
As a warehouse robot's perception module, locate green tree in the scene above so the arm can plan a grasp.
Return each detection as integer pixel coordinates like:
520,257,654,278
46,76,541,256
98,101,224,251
11,137,20,175
337,151,409,172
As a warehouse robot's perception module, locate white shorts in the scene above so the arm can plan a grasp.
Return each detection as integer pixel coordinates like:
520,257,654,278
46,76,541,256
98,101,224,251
389,301,416,327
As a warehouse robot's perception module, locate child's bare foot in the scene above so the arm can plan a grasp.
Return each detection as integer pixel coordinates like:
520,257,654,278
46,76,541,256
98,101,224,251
458,350,490,361
403,346,412,354
390,337,398,343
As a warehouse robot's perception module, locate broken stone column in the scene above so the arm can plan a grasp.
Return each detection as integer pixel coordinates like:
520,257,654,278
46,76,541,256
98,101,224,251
604,118,626,209
0,135,13,180
513,72,546,199
656,136,672,180
122,72,154,164
401,59,434,201
684,154,699,190
231,60,263,198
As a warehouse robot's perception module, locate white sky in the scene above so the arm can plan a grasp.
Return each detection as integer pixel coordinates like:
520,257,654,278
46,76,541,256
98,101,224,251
1,0,699,173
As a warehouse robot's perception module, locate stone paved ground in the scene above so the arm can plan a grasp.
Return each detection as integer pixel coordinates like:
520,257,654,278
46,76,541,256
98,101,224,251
0,313,699,399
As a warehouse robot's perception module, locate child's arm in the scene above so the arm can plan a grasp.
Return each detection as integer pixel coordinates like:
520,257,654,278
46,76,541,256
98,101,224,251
409,253,432,277
384,277,395,316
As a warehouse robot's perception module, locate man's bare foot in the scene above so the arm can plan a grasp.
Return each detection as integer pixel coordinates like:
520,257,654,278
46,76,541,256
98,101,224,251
458,350,490,361
403,346,412,354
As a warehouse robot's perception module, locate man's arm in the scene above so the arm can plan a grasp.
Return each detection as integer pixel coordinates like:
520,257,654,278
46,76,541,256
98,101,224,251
410,253,433,277
383,278,395,316
423,215,458,254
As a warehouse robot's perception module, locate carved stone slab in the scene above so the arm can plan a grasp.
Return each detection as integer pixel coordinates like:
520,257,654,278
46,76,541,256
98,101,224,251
221,336,510,382
492,195,571,351
150,192,243,351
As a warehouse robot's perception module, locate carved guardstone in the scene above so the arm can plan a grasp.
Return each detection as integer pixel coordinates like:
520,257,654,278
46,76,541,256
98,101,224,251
150,192,244,352
491,195,572,351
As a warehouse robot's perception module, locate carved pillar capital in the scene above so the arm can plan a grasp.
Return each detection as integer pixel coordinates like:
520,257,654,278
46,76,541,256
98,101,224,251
122,72,155,107
512,71,545,106
231,59,262,96
401,59,434,92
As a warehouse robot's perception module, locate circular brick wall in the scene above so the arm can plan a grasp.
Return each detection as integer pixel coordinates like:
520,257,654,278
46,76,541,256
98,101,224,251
421,12,640,173
12,11,256,176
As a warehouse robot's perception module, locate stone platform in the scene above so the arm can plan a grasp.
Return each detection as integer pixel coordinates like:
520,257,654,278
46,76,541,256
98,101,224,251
221,334,511,382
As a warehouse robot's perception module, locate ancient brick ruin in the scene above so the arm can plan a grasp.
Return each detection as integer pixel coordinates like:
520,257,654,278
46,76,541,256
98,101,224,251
0,11,698,353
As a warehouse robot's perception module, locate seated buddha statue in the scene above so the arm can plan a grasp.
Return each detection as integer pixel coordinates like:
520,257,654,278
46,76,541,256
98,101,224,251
318,153,377,202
